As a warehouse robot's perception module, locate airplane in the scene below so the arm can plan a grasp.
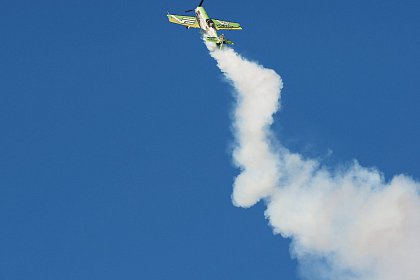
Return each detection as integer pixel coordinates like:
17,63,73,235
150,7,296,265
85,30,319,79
167,0,242,49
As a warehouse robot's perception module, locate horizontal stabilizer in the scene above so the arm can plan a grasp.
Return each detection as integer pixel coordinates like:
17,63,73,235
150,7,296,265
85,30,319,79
224,39,234,45
205,36,219,43
205,36,234,45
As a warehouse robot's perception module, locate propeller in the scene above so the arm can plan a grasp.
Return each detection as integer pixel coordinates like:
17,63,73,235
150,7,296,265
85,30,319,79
184,0,204,13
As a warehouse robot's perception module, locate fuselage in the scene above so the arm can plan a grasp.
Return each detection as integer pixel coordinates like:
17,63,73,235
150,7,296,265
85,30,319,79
195,7,218,38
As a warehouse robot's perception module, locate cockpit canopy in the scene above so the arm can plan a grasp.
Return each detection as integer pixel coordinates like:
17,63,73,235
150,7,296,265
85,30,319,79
206,18,215,28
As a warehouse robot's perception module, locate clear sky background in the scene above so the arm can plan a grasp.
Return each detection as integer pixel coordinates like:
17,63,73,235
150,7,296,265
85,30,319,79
1,1,419,279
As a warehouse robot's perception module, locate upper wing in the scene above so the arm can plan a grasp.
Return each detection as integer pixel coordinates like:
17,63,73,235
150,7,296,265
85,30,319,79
211,19,242,30
167,14,200,28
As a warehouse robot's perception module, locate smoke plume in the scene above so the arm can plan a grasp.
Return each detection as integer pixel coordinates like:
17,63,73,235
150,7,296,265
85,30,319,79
206,43,420,280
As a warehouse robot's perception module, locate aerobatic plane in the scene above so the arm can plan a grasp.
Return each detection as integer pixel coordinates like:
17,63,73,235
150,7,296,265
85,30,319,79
167,0,242,49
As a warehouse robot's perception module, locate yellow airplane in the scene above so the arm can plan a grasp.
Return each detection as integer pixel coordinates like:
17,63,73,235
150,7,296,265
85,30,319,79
167,0,242,48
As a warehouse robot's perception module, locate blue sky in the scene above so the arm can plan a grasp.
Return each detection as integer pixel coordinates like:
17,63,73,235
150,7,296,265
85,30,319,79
1,1,419,279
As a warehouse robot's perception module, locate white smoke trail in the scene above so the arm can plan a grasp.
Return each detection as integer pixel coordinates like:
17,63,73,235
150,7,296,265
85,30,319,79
207,43,420,280
207,43,282,207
